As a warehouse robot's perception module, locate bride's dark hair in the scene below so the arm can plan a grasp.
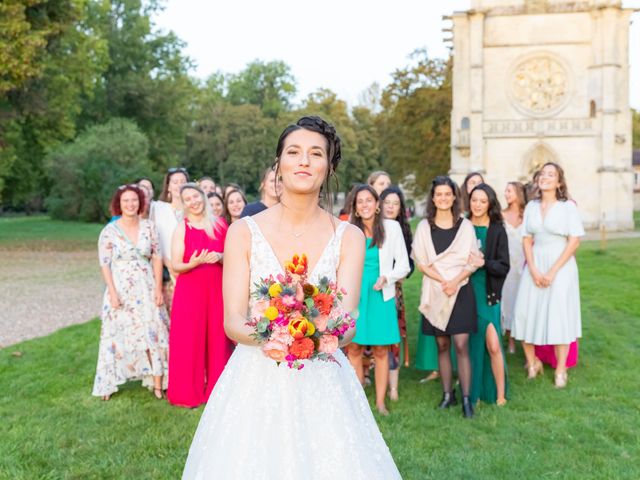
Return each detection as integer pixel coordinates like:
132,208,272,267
274,116,342,212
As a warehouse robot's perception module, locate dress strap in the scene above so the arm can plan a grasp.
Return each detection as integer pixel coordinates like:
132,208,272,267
332,221,349,266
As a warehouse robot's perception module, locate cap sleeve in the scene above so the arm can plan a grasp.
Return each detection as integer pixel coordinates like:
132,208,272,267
565,201,585,237
98,225,114,267
521,202,535,238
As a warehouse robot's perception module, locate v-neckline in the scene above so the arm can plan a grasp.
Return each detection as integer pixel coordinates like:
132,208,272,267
248,217,339,280
114,219,141,247
539,200,558,223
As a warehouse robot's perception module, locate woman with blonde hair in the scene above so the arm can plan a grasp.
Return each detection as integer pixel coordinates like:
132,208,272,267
168,183,232,407
367,170,391,196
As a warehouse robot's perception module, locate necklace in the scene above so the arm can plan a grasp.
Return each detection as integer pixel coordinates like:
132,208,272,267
286,210,322,238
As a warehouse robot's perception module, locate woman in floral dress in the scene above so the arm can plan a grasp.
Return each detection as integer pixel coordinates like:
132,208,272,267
92,185,169,400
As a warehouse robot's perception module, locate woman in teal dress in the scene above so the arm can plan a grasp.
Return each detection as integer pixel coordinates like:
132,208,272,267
348,184,410,415
468,184,510,405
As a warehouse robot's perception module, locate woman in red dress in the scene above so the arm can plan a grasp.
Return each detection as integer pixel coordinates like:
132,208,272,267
168,183,232,408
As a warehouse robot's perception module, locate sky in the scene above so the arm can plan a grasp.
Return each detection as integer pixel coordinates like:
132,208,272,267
154,0,640,109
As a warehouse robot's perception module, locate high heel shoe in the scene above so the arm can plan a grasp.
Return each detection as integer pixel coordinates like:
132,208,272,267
554,371,568,389
438,391,457,409
527,359,543,379
462,396,474,418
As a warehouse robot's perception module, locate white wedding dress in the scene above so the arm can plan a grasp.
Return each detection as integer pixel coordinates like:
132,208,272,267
182,217,402,480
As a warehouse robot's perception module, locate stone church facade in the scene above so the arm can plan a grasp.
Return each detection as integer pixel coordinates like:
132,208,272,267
450,0,635,229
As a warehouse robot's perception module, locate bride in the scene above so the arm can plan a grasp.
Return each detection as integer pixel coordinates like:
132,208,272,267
182,116,402,479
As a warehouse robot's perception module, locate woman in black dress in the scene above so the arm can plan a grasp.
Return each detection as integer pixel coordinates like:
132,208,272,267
412,176,482,418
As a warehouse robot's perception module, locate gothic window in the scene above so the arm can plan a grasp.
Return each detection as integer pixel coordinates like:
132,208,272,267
461,117,470,130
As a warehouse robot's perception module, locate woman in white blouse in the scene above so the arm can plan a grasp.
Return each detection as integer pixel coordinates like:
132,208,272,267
151,167,189,313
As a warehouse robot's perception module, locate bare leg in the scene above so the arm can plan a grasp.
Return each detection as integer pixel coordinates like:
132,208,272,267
485,324,506,403
435,336,453,393
347,343,365,385
522,341,542,378
372,346,390,414
505,329,516,353
452,334,470,396
146,349,164,399
554,344,569,373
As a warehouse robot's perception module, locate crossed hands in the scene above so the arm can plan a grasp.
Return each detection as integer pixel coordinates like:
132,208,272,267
531,268,556,288
189,249,222,267
468,251,485,268
440,279,458,297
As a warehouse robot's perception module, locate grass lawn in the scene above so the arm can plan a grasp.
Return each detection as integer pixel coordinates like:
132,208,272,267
0,216,103,251
1,219,639,479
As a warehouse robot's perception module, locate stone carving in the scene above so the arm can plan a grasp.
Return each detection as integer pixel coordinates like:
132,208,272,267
509,55,570,117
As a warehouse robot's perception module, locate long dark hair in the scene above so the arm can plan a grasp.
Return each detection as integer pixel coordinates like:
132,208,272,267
461,172,484,213
380,185,412,253
349,184,385,248
426,176,462,227
470,183,504,225
274,116,342,213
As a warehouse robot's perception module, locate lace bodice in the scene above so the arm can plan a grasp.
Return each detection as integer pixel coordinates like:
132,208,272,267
244,216,348,291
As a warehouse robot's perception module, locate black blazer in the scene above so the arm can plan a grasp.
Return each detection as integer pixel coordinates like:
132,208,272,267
483,222,510,306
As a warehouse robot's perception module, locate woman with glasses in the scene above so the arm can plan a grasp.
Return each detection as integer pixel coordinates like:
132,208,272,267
379,186,413,402
151,167,189,313
93,184,169,401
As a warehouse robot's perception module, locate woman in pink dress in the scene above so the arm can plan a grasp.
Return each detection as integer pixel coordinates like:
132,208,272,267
168,183,232,408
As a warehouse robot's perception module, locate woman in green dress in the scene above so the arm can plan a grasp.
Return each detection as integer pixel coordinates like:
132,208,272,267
348,184,410,415
468,183,510,405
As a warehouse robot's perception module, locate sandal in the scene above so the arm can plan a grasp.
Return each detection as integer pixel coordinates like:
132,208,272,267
153,387,165,400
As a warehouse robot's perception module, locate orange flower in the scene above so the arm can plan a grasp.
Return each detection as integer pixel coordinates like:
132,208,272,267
314,293,334,315
289,337,315,359
271,296,292,314
285,253,308,275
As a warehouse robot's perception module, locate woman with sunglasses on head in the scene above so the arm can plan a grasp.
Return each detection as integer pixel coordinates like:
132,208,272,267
468,183,510,406
379,186,413,402
412,176,481,418
151,167,189,313
93,185,169,401
167,183,232,408
347,184,410,415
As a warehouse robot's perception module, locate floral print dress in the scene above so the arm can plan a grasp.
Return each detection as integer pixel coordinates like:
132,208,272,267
92,219,169,397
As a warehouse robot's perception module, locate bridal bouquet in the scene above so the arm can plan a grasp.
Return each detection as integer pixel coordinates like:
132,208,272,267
247,253,355,370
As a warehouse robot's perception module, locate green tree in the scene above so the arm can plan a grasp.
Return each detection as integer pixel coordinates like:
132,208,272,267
45,118,152,221
226,60,296,118
378,49,451,196
186,100,278,197
1,0,108,209
79,0,196,171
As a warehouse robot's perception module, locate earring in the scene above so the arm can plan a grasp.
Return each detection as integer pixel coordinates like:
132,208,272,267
355,212,360,218
375,207,380,214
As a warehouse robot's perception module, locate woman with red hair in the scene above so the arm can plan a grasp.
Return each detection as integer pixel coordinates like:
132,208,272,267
93,184,169,401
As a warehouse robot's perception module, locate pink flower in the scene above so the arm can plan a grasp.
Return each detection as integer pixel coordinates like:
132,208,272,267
314,314,329,332
263,340,288,362
282,295,297,308
251,299,270,319
270,324,294,346
318,335,339,354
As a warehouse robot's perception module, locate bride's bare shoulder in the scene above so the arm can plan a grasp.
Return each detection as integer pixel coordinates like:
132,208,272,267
340,222,365,247
225,218,251,244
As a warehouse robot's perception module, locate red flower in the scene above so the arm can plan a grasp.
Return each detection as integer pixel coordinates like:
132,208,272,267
289,337,315,359
270,296,292,314
314,293,334,315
